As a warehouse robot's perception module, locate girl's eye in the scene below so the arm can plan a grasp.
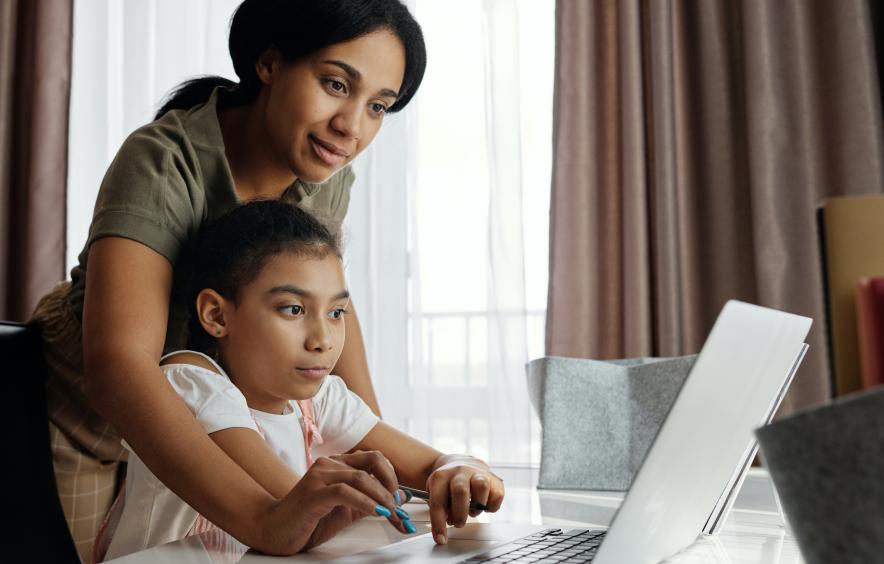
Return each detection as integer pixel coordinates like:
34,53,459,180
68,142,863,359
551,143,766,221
281,305,304,316
329,308,347,320
370,102,388,116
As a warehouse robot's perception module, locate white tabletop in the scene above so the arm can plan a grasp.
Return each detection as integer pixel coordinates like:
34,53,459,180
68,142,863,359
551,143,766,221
108,468,804,563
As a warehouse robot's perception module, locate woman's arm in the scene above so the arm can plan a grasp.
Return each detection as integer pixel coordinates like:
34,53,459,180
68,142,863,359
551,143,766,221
354,422,505,545
82,238,402,553
83,238,281,546
333,303,382,417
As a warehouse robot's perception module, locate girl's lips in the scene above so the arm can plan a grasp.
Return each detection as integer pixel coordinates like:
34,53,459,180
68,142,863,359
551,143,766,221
296,367,330,380
309,135,348,167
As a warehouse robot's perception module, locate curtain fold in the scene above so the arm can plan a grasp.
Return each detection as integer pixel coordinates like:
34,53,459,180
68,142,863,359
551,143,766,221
0,0,72,321
548,0,884,414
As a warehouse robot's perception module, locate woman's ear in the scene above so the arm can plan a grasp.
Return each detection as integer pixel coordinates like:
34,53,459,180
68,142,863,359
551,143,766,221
196,289,230,338
255,48,282,85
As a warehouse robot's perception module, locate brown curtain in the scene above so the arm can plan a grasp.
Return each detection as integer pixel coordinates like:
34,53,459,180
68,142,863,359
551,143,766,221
0,0,72,321
547,0,884,415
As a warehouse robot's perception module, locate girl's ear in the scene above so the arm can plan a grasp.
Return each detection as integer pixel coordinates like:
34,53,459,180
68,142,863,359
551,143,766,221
195,289,230,338
255,48,282,85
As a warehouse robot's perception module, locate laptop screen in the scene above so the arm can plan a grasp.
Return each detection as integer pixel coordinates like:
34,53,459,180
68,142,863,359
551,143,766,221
595,300,811,564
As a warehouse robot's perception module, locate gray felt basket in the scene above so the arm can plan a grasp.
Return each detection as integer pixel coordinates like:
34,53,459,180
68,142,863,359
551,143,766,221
527,355,696,491
756,386,884,564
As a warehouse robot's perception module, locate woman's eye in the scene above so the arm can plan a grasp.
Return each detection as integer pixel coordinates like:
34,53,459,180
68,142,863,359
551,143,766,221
325,79,347,94
282,305,304,316
370,102,388,116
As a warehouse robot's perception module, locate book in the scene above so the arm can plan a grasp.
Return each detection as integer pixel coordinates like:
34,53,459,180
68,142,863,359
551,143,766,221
817,196,884,396
856,276,884,389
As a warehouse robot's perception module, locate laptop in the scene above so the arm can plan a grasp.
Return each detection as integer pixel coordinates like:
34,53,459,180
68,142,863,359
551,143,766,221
340,300,811,563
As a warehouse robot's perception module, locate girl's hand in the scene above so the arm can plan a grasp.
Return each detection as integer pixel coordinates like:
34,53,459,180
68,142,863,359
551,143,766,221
426,455,505,545
259,450,410,554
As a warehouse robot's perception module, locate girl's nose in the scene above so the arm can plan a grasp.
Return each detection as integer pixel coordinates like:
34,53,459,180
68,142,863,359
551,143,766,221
305,319,334,352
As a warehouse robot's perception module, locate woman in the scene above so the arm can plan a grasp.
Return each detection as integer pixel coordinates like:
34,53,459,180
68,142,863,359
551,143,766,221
33,0,502,558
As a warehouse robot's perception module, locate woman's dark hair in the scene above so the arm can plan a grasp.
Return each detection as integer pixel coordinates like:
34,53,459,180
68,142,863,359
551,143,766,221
155,0,426,119
186,199,342,357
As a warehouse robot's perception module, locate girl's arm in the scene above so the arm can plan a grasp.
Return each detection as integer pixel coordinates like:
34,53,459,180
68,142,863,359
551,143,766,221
161,352,302,499
210,429,299,497
332,303,382,417
353,422,505,545
82,238,401,553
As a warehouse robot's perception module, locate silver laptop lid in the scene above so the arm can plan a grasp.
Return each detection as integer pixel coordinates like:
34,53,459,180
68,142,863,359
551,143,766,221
594,300,811,564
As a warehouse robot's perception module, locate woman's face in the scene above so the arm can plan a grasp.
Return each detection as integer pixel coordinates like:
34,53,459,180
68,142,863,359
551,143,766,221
259,29,407,183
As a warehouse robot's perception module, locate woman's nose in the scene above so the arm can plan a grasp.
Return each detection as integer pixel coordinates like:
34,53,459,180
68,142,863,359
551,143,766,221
330,102,362,141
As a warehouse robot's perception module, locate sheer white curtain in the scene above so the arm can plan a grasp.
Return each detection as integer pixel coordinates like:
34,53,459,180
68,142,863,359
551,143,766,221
346,0,553,467
68,0,554,469
67,0,240,271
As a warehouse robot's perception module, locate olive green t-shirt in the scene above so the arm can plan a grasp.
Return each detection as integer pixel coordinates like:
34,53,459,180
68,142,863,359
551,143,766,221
68,87,354,353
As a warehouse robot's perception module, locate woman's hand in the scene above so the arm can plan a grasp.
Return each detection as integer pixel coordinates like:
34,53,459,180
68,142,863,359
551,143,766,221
257,450,411,555
426,455,505,545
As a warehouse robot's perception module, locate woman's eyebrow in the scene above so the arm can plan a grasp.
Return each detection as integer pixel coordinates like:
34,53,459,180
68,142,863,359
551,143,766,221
322,59,399,99
269,285,350,301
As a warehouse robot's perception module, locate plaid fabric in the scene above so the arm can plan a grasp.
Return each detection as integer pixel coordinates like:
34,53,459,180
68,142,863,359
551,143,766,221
32,283,128,562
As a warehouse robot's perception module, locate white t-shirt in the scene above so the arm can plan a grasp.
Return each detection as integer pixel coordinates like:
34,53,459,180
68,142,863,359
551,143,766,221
102,351,379,561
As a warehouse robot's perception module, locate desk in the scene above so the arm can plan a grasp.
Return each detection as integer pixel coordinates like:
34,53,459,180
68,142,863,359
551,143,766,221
108,468,803,563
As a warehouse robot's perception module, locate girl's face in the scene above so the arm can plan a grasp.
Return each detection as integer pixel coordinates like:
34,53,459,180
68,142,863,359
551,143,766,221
217,251,349,413
259,29,407,183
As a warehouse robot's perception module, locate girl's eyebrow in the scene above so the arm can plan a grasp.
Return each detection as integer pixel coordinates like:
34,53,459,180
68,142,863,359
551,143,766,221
321,59,399,99
269,284,350,301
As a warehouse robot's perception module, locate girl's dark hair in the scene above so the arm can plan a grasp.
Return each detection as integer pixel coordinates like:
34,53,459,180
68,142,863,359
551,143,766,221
155,0,426,119
186,199,342,357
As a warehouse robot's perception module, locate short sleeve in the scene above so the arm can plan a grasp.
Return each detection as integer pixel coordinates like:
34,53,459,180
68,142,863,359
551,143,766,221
311,375,379,457
162,364,259,435
87,125,199,264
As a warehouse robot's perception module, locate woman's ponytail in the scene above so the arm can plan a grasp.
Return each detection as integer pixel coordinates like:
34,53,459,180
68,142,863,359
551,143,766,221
154,76,239,120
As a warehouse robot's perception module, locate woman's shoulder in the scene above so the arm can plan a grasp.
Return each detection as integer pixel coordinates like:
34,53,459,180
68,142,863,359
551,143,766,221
115,113,198,164
114,90,224,167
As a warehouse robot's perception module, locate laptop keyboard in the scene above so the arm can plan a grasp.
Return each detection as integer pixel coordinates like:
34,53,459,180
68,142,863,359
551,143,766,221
459,528,607,563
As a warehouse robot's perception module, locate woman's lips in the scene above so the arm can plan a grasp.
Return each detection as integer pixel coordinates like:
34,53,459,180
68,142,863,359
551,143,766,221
296,367,330,380
309,135,348,167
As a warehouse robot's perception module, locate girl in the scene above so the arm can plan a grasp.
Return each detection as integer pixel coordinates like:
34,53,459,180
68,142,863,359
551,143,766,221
97,200,504,560
31,1,428,558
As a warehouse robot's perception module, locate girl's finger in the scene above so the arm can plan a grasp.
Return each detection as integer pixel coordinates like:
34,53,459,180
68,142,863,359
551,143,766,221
484,477,505,513
448,474,471,527
470,473,492,508
427,474,451,545
467,473,491,517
